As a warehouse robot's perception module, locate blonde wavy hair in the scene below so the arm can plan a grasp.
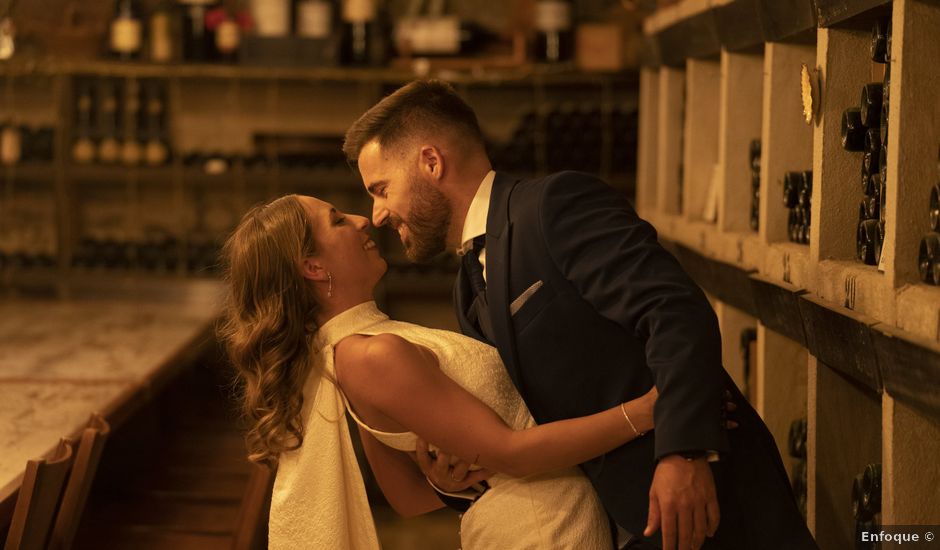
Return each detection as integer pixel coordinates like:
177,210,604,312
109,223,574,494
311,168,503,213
218,194,322,467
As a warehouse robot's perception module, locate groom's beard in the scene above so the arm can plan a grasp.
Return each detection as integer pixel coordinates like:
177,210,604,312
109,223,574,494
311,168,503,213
402,175,451,263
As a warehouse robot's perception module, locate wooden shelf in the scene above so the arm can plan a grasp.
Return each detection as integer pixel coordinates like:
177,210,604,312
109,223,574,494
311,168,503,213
640,0,940,534
756,0,818,42
815,0,893,27
0,58,636,86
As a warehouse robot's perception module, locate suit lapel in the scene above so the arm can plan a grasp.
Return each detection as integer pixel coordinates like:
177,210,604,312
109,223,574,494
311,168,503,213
485,172,522,387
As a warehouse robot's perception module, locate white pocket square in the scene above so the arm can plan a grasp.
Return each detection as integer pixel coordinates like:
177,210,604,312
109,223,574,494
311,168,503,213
510,280,544,316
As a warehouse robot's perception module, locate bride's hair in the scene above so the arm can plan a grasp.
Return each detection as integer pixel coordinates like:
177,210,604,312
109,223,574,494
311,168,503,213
218,194,321,467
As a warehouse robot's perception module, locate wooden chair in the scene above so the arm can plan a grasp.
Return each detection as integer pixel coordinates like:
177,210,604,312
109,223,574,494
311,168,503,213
231,462,275,550
48,413,111,550
3,439,74,550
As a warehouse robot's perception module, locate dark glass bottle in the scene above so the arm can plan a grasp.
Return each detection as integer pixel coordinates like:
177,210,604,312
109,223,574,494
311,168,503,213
143,81,171,166
206,4,241,62
179,0,218,62
860,83,883,129
871,18,889,64
150,1,175,62
858,219,880,265
121,79,143,166
96,79,122,165
533,0,573,63
72,80,97,164
841,108,865,152
339,0,383,66
919,232,940,284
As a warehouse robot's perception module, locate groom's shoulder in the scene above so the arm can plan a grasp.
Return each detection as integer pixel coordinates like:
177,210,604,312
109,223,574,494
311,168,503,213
508,171,613,219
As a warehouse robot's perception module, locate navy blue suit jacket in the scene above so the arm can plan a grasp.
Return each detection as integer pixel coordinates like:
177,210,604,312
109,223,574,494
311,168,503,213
454,171,817,549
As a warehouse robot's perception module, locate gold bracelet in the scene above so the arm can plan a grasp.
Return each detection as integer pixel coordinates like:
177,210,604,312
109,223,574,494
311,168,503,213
620,402,643,437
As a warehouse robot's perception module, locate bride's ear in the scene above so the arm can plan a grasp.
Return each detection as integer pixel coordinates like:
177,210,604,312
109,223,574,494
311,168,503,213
300,257,329,282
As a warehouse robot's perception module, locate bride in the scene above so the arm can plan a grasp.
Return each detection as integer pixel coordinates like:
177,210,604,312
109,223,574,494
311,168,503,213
218,194,734,550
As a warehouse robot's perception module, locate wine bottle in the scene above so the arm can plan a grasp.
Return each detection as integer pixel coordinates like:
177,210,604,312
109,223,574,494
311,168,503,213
110,0,143,60
858,219,879,265
150,1,174,62
121,79,142,166
339,0,383,66
787,418,807,459
871,18,889,63
749,139,761,174
841,108,865,152
180,0,217,62
394,16,494,57
72,80,97,164
919,232,940,284
207,4,241,62
931,184,940,232
143,81,171,166
296,0,334,39
861,463,882,518
96,79,122,165
251,0,290,37
860,83,883,129
783,172,800,208
533,0,573,63
864,127,880,156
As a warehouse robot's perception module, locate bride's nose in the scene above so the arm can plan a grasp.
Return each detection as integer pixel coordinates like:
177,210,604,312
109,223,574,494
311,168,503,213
352,215,370,231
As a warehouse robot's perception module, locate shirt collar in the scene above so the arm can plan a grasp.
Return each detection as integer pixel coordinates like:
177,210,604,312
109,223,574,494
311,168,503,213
457,170,495,255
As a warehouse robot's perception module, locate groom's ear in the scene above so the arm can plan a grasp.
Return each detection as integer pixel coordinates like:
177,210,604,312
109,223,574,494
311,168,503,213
418,145,444,182
300,257,329,282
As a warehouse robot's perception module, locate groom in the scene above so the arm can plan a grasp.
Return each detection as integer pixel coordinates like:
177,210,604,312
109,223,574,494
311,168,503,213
344,80,816,550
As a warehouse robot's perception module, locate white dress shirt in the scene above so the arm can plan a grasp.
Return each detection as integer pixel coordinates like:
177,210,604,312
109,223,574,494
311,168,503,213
457,170,496,283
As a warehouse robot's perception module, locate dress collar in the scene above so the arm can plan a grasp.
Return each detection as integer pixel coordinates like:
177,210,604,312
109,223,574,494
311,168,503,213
313,301,388,351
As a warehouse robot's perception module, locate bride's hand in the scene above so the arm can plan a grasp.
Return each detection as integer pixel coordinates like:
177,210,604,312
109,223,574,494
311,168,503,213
414,438,493,493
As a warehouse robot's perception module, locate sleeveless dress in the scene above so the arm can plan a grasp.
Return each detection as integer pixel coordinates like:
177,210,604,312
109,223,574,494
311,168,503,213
269,301,612,550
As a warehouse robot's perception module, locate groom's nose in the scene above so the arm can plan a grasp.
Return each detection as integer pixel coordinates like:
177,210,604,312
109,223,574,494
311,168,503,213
372,203,389,227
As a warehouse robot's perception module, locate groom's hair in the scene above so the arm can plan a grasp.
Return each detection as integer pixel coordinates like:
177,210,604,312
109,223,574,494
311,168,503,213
343,79,485,165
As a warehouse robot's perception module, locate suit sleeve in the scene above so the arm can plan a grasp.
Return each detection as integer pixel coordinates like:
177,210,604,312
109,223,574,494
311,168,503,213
537,171,728,459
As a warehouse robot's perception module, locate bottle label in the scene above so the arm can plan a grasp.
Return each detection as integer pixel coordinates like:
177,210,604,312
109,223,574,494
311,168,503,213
343,0,375,23
150,12,172,62
251,0,290,37
535,1,571,33
111,18,142,54
398,17,460,55
298,1,333,39
216,19,241,52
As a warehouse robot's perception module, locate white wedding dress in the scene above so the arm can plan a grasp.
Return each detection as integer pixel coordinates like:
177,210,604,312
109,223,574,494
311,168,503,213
269,301,612,550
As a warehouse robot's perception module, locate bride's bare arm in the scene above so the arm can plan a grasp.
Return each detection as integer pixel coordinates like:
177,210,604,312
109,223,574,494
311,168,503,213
354,425,444,517
335,333,656,479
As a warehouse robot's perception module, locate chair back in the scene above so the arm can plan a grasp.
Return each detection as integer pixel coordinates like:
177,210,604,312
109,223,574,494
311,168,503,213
231,462,275,550
48,414,111,550
3,439,74,550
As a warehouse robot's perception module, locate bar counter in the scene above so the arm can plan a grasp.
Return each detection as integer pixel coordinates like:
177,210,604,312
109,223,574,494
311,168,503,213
0,278,226,528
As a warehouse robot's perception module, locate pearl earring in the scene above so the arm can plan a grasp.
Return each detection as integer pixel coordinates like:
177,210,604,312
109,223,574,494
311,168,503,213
327,272,333,298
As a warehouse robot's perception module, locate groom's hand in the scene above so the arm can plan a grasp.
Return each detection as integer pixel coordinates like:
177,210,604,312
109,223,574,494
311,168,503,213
644,454,719,550
414,437,492,493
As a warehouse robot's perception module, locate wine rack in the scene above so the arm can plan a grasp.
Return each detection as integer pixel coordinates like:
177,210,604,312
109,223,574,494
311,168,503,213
637,0,940,546
0,65,637,300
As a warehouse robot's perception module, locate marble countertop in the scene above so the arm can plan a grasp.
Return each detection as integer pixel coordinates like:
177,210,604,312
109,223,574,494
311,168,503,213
0,278,226,514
